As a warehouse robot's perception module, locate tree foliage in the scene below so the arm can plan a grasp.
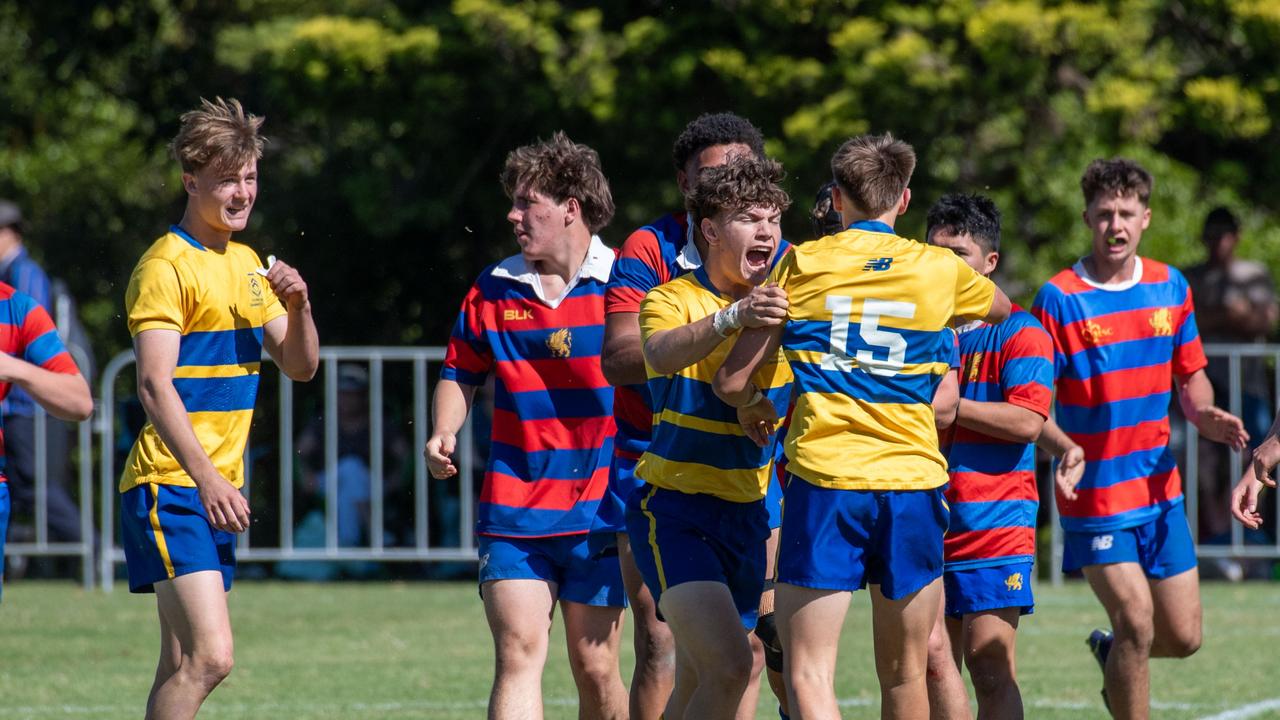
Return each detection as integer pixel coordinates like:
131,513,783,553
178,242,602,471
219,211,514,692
2,0,1279,358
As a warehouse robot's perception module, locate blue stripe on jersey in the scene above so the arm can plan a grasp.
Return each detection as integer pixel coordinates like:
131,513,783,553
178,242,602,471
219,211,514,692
645,419,785,471
1062,336,1179,380
784,319,953,369
23,330,68,367
947,442,1033,475
494,385,613,420
477,501,603,538
1036,281,1187,325
489,440,614,482
178,327,265,367
789,359,940,406
1077,447,1176,490
1054,392,1171,435
486,325,607,363
949,499,1038,533
440,365,488,386
173,375,260,413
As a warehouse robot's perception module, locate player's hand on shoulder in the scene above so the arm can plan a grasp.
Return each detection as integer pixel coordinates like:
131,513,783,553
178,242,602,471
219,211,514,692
425,431,458,479
1198,406,1249,451
1055,445,1085,501
266,259,310,312
197,475,251,533
737,397,779,448
738,283,788,328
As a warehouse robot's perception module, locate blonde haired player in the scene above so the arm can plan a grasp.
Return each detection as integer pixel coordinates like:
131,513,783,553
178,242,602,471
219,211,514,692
121,97,318,719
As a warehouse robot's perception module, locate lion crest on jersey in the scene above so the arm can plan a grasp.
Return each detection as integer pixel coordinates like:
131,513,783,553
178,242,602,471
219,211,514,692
1082,320,1113,345
546,328,572,358
1149,308,1173,336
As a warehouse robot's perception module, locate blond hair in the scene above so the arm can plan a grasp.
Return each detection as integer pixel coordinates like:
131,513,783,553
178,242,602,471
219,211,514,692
501,132,615,233
170,97,265,174
830,133,915,217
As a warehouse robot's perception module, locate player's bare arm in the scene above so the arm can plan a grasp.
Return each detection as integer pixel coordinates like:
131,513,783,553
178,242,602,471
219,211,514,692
957,397,1044,444
135,328,250,533
712,323,784,406
601,312,649,387
1231,413,1280,529
1035,416,1085,500
260,259,319,381
644,284,787,376
984,286,1013,324
1175,368,1249,450
933,370,959,429
0,352,92,421
425,378,477,479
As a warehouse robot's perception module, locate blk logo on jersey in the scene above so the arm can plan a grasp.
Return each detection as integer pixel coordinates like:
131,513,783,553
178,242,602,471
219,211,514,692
862,257,893,272
504,308,534,322
1004,572,1023,591
1090,534,1114,551
546,328,572,358
1149,308,1173,336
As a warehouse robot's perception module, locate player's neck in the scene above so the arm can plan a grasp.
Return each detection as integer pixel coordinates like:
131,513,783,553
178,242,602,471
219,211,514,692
1083,254,1138,285
177,209,232,251
840,209,898,231
532,228,591,283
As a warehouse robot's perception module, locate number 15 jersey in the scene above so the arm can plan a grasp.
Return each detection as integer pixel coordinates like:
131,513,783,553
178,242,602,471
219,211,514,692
771,221,996,491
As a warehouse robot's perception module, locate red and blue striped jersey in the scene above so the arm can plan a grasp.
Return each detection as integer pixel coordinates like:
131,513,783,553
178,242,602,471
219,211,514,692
941,308,1054,568
0,283,79,480
1032,258,1207,532
442,238,616,538
605,212,698,462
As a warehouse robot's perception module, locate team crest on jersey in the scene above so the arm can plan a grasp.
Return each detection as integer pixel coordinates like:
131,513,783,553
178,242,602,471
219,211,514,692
1082,320,1113,345
546,328,572,358
1149,308,1173,336
966,352,984,383
1004,572,1023,591
246,273,265,307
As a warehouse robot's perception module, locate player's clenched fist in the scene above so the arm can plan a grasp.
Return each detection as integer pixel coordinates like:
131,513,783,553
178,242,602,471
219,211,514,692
198,475,251,533
737,283,788,327
266,259,310,311
425,431,458,479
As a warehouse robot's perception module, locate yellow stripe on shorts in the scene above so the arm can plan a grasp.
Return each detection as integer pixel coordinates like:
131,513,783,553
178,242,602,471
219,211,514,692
148,484,176,579
639,486,668,591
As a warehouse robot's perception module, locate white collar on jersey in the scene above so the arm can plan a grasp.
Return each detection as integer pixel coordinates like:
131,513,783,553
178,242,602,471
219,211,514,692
1073,256,1144,292
675,221,703,270
490,234,614,308
955,319,985,335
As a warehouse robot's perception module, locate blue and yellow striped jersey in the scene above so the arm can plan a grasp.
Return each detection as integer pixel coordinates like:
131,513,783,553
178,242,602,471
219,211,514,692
772,221,996,491
120,225,287,492
635,267,793,503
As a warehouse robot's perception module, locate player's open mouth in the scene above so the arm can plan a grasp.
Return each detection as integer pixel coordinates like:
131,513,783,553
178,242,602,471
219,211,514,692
746,248,771,267
1107,236,1126,248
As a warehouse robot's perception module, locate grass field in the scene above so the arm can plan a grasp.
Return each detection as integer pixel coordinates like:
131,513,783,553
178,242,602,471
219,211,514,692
1,579,1279,719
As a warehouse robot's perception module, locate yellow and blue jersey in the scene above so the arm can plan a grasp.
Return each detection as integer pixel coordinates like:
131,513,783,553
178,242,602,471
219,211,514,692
635,267,793,503
120,225,286,493
772,220,996,491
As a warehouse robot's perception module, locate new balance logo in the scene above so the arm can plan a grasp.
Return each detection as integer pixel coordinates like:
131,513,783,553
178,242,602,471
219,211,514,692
1090,535,1114,551
863,257,893,271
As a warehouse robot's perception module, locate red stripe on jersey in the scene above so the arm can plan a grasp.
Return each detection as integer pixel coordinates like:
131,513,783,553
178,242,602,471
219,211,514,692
605,285,647,315
490,409,615,451
498,357,608,394
1058,307,1181,357
444,335,491,377
480,465,610,511
946,470,1038,504
1056,365,1173,407
944,529,1034,562
1058,468,1181,519
486,294,604,330
1070,418,1170,462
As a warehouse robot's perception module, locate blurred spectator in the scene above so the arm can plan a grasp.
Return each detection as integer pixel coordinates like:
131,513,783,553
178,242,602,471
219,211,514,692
1184,207,1279,572
0,199,84,573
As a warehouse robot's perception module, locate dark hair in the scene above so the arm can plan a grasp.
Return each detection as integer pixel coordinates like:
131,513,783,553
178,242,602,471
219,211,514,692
1202,206,1240,244
811,181,844,238
501,131,615,233
1080,158,1153,206
926,194,1002,254
830,133,916,217
671,113,765,172
170,97,265,174
686,155,792,226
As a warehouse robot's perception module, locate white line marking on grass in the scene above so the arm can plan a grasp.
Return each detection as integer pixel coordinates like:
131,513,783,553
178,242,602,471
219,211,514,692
1197,698,1280,720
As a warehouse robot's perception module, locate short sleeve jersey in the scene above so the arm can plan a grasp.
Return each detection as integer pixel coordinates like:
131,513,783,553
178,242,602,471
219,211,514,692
773,221,997,491
634,267,793,503
941,309,1054,568
120,225,286,493
1032,258,1206,531
441,237,616,538
0,283,79,479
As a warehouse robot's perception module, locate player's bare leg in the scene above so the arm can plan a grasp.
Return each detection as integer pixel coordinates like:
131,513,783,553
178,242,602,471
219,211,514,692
961,609,1021,720
147,571,234,720
667,642,698,717
759,527,789,717
777,583,851,718
1149,567,1201,659
926,589,971,720
617,533,675,719
871,578,944,720
659,581,756,720
1083,563,1155,720
561,600,628,720
483,579,555,720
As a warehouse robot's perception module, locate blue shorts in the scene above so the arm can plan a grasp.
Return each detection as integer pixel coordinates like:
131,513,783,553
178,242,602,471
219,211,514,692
0,483,9,601
593,454,641,537
1062,502,1197,579
477,533,627,608
121,484,237,594
764,468,783,530
625,484,770,630
777,476,948,600
944,561,1035,617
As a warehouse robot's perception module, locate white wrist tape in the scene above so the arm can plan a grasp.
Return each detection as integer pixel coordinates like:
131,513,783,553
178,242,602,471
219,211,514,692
713,301,743,337
742,388,765,408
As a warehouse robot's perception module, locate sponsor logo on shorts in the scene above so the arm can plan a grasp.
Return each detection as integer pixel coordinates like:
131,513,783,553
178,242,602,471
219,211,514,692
479,553,490,571
1005,572,1023,591
1090,534,1114,551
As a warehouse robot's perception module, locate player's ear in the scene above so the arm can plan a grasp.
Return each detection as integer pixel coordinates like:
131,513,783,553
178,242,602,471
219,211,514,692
563,196,580,227
700,216,719,246
1141,206,1151,230
182,172,197,195
897,188,911,216
985,251,1000,275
